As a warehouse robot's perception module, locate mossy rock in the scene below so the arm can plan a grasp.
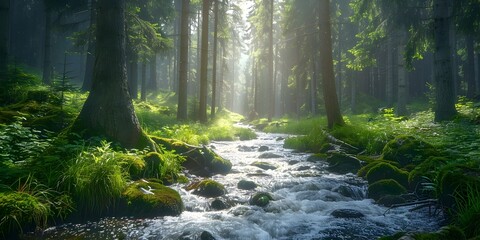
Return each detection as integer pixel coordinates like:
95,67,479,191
237,180,257,190
408,156,448,186
118,154,145,179
151,137,231,177
187,179,226,198
326,152,362,174
436,164,480,214
122,180,184,217
251,161,277,170
357,160,400,178
410,226,466,240
381,135,438,167
0,192,49,236
368,179,407,201
366,162,409,188
249,192,273,207
307,154,327,163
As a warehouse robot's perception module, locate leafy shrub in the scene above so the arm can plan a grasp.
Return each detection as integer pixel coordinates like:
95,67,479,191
454,184,480,238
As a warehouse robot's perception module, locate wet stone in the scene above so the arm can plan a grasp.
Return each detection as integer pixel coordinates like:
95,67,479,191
331,209,365,219
237,145,257,152
237,180,257,190
297,166,311,171
258,152,282,159
210,198,230,210
288,160,299,165
258,146,270,152
251,161,277,170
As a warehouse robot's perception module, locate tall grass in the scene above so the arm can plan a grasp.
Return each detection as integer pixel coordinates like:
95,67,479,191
454,184,480,238
62,141,127,217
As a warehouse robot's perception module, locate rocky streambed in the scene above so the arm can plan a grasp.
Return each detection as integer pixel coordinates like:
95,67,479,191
33,129,441,240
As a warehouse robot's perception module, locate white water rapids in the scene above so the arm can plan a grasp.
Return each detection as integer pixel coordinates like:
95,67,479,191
38,129,441,239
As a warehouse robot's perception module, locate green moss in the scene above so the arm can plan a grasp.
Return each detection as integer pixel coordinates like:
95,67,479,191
118,154,145,179
368,179,407,201
382,135,438,167
187,179,226,198
366,162,409,188
408,156,448,185
357,160,400,177
249,192,274,207
122,180,184,217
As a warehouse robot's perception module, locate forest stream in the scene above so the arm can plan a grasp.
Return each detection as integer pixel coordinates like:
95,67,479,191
33,126,441,240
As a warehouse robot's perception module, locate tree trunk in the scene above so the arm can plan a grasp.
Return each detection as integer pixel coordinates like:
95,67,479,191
72,0,153,150
177,0,190,121
141,62,147,101
128,60,138,99
198,0,210,123
433,0,457,121
267,0,274,121
149,54,157,92
465,34,476,98
81,0,96,91
318,0,344,128
211,0,219,118
386,35,394,107
42,7,52,85
0,0,9,77
396,29,408,116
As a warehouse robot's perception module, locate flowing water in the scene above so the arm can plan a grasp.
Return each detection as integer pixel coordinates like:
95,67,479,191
36,129,441,240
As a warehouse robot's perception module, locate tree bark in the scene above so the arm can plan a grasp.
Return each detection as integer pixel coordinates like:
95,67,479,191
140,62,147,101
396,29,408,116
386,35,394,107
318,0,344,128
42,6,52,85
72,0,153,150
199,0,210,123
127,60,138,99
149,54,157,92
267,0,274,121
0,0,9,77
81,0,96,92
433,0,457,121
211,0,219,118
177,0,190,121
465,34,476,98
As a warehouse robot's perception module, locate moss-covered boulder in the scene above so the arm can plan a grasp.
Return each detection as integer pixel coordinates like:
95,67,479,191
237,180,257,190
249,192,273,207
142,152,164,179
187,179,226,198
251,161,277,170
408,156,448,186
122,180,184,217
326,152,362,174
382,135,438,167
151,137,231,177
366,162,409,188
357,160,400,178
118,154,145,180
368,179,407,201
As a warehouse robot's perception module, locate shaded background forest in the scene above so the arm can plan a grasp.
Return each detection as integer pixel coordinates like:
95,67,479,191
2,0,479,121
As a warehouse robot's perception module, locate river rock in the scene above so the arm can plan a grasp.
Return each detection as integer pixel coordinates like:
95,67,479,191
288,160,299,165
330,209,364,219
258,146,269,152
178,230,216,240
258,152,282,159
297,166,310,171
237,180,257,190
249,192,274,207
210,198,231,210
187,179,226,198
251,161,277,170
333,185,364,200
307,154,326,163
